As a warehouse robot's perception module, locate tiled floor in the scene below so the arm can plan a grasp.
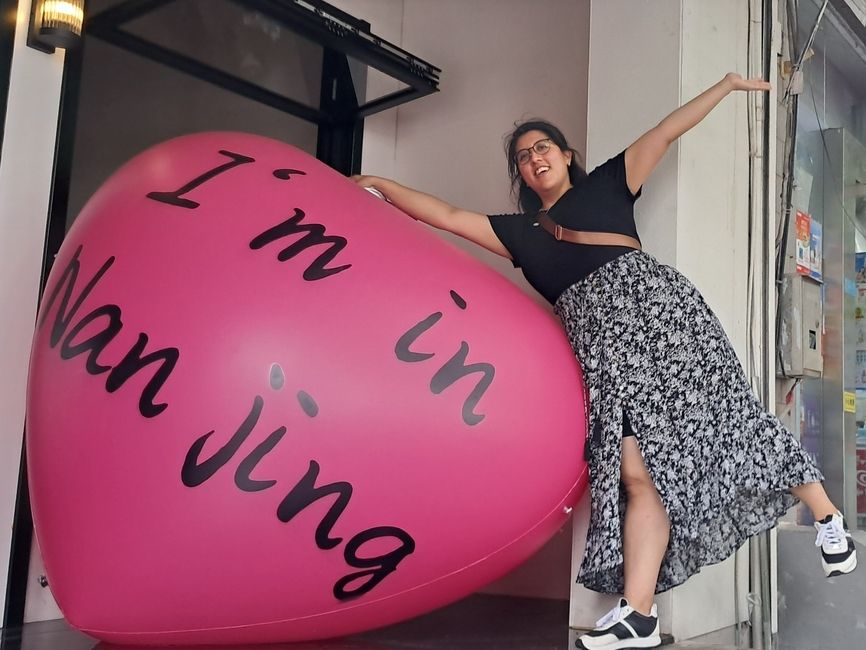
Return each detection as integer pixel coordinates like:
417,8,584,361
0,594,741,650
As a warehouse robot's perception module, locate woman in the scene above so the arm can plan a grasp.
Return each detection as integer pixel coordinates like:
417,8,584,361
353,72,856,650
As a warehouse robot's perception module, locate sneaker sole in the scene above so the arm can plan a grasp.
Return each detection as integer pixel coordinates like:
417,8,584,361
823,553,857,577
577,636,662,650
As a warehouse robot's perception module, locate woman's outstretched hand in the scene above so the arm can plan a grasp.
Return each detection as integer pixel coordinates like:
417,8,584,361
725,72,772,92
351,175,388,201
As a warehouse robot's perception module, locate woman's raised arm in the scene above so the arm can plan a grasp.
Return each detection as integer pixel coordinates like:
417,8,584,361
624,73,772,194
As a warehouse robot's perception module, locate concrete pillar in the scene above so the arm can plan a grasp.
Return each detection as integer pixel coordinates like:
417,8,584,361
0,0,66,624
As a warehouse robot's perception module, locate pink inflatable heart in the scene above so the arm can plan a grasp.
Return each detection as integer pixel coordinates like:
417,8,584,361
26,132,587,645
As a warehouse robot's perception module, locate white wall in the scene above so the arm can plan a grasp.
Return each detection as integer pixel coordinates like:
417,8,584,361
0,0,66,625
677,1,752,352
585,0,681,264
333,0,591,599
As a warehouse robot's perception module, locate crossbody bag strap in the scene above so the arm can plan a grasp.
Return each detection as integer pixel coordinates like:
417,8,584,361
537,211,642,250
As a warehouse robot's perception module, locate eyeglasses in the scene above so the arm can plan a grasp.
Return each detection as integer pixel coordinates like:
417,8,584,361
514,138,553,165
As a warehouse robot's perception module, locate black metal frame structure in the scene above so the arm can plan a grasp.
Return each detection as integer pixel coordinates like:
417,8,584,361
4,0,438,630
85,0,441,174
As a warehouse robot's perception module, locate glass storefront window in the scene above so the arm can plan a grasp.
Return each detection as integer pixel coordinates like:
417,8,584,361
778,1,866,647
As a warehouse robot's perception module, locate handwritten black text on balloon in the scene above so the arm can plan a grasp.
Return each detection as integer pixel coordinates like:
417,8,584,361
37,246,177,418
181,385,415,600
395,290,495,426
38,247,414,600
148,149,497,425
146,149,351,281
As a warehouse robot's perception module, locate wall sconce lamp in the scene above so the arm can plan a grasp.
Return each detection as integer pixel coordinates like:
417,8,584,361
27,0,85,53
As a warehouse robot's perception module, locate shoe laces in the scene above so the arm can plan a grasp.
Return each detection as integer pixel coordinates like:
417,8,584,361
815,515,845,547
595,600,626,628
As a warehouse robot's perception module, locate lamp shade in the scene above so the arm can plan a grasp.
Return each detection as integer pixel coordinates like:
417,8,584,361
33,0,84,50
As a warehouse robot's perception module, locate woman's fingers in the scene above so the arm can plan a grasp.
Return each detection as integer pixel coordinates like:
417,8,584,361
725,72,772,92
744,78,772,91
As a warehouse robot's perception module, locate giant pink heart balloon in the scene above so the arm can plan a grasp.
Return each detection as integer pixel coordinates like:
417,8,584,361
26,133,587,645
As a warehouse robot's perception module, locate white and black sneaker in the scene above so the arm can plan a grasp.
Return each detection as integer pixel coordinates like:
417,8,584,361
815,511,857,577
576,598,661,649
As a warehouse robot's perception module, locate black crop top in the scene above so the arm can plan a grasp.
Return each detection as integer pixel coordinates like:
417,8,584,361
488,150,642,304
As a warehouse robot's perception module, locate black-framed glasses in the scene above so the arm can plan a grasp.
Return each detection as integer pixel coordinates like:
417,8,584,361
515,138,553,165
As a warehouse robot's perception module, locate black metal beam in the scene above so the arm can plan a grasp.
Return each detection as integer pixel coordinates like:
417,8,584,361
3,447,32,629
316,117,363,175
316,48,363,174
358,87,426,119
85,0,176,26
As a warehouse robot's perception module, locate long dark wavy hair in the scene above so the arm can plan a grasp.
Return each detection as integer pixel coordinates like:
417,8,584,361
505,119,586,213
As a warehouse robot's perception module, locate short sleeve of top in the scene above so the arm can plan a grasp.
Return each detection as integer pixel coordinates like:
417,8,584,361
593,149,643,202
487,150,641,304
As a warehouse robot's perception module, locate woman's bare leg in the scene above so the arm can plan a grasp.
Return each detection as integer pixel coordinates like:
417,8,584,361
621,436,670,615
790,482,837,521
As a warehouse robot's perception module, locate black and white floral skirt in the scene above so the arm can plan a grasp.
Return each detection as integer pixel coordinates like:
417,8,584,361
554,250,823,594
